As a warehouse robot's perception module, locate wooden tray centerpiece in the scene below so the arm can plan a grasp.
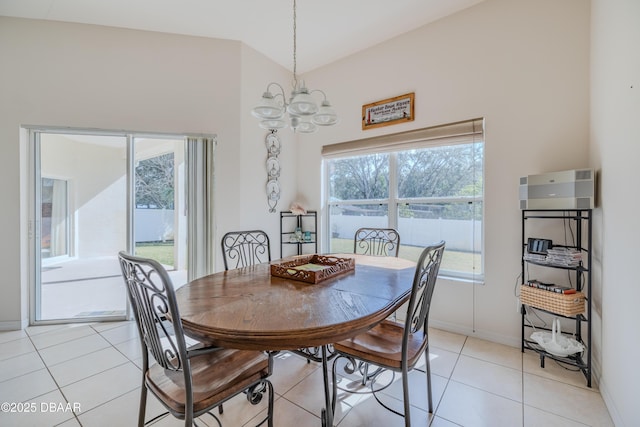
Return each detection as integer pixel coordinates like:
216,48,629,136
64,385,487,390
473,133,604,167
270,254,355,284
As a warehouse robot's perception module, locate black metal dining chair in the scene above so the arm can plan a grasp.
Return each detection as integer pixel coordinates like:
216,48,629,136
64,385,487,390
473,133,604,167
354,227,401,257
352,227,402,381
221,230,271,270
118,251,274,427
331,241,445,426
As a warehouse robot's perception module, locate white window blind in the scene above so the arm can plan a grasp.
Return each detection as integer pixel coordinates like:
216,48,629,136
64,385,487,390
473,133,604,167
322,118,484,158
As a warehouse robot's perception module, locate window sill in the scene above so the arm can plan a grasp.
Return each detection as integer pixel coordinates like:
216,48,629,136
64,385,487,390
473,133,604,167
438,274,485,286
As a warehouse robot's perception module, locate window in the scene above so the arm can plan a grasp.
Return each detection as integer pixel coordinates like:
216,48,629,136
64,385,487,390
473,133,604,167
324,119,484,281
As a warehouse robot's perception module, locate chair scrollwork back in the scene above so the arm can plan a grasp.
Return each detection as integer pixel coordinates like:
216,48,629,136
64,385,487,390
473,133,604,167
221,230,271,270
354,227,400,257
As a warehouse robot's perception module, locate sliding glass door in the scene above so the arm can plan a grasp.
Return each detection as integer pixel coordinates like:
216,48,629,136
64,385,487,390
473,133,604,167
31,131,187,323
133,137,188,287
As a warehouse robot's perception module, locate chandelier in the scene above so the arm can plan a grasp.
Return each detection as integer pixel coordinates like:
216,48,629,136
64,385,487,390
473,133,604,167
251,0,338,133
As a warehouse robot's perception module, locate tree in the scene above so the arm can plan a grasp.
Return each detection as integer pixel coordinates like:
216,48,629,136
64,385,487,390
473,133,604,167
135,153,175,209
328,143,484,219
397,144,482,198
329,153,389,200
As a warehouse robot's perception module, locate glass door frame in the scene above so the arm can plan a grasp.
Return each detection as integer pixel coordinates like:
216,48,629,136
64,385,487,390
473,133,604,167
27,126,202,326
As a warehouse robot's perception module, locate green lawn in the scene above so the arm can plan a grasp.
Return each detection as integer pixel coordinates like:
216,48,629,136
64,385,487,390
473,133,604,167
135,242,175,267
134,238,480,275
331,238,480,274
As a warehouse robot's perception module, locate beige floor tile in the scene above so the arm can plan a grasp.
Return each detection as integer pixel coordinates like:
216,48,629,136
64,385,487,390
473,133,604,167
207,389,275,427
428,328,467,353
77,371,272,426
56,418,82,426
451,355,522,402
98,321,140,345
0,337,36,361
0,368,58,403
0,389,77,427
251,396,318,427
462,336,523,370
38,334,111,367
29,324,96,350
0,329,28,344
0,351,46,382
375,369,448,413
284,364,359,424
90,320,132,333
524,405,589,427
149,414,219,427
61,362,141,412
131,356,144,370
79,387,188,427
425,346,460,379
523,373,613,426
114,337,144,361
431,416,463,426
25,323,73,337
523,351,593,390
270,351,320,395
0,326,616,427
336,391,432,427
331,378,370,423
48,346,129,386
437,380,523,427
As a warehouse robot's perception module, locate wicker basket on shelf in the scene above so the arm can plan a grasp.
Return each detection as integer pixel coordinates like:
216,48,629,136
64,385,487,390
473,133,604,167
520,285,585,316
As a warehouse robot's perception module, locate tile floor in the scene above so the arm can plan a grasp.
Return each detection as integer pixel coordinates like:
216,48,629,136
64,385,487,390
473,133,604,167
0,322,613,427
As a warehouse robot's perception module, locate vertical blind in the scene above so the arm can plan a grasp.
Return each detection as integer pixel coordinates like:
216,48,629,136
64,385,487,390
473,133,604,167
186,136,216,281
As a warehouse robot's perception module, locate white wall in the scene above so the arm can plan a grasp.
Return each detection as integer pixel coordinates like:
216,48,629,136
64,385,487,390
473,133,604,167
297,0,591,346
0,17,285,328
590,0,640,425
237,44,299,259
41,134,127,258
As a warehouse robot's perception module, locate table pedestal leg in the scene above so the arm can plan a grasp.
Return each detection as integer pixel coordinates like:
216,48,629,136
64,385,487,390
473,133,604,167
321,345,334,427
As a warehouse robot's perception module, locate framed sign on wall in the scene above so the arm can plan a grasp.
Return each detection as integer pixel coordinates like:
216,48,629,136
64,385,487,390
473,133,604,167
362,92,415,130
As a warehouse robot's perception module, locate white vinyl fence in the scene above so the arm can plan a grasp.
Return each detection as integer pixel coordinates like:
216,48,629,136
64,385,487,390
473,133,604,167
331,215,481,252
135,209,174,242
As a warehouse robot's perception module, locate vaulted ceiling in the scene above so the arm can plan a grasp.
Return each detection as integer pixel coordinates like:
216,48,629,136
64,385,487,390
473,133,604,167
0,0,484,73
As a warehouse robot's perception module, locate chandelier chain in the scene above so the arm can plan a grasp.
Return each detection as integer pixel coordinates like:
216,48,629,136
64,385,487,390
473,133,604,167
251,0,337,131
292,0,297,88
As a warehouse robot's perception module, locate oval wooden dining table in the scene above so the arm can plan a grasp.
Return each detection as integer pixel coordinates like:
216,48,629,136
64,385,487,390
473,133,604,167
175,253,417,427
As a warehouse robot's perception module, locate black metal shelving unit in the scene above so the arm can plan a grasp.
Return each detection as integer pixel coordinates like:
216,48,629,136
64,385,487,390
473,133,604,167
280,210,317,258
520,209,592,387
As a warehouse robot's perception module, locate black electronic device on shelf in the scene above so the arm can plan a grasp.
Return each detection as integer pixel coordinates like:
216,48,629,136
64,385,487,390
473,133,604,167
527,238,552,254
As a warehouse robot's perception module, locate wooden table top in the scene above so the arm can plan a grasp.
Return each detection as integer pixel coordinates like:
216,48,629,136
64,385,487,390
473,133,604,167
175,254,416,351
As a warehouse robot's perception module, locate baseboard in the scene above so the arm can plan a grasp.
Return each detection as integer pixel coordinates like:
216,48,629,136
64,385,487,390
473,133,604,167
598,377,624,427
429,319,521,348
0,319,28,331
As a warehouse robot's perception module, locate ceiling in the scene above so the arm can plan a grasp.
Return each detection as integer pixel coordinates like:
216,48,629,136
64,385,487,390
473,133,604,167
0,0,483,73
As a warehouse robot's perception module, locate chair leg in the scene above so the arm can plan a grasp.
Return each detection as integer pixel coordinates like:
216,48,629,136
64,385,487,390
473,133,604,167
331,357,339,416
425,347,433,413
402,366,411,427
253,380,274,427
267,380,274,427
138,383,147,427
361,362,369,386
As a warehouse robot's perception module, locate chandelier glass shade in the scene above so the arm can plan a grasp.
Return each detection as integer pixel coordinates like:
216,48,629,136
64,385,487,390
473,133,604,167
251,0,338,133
